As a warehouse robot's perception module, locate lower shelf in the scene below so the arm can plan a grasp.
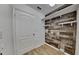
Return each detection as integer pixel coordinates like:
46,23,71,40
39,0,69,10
45,41,60,49
45,40,75,55
64,46,75,55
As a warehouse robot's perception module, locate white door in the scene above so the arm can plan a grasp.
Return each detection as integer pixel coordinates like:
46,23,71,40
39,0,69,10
13,6,45,54
14,9,37,54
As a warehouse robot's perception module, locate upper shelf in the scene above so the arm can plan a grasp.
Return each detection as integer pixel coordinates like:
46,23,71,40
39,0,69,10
44,5,78,20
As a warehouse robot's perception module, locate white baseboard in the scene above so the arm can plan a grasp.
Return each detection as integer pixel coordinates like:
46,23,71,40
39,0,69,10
45,42,60,51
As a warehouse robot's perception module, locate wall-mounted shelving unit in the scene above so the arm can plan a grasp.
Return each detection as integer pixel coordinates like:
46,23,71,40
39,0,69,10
45,10,77,55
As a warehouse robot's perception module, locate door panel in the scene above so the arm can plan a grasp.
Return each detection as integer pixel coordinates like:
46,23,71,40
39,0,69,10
15,10,36,54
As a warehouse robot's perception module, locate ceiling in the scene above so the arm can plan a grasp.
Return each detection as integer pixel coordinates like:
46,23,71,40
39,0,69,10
26,4,64,16
26,4,53,16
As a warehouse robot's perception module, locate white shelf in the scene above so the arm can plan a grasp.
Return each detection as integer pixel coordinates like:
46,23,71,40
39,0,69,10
54,18,75,23
58,20,76,25
59,35,73,39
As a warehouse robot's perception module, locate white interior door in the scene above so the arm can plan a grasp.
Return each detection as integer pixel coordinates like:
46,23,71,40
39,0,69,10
13,7,45,54
14,9,37,54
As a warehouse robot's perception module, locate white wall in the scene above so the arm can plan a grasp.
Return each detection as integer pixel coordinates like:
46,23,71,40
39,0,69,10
12,5,45,54
0,5,14,55
0,4,45,55
75,6,79,55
